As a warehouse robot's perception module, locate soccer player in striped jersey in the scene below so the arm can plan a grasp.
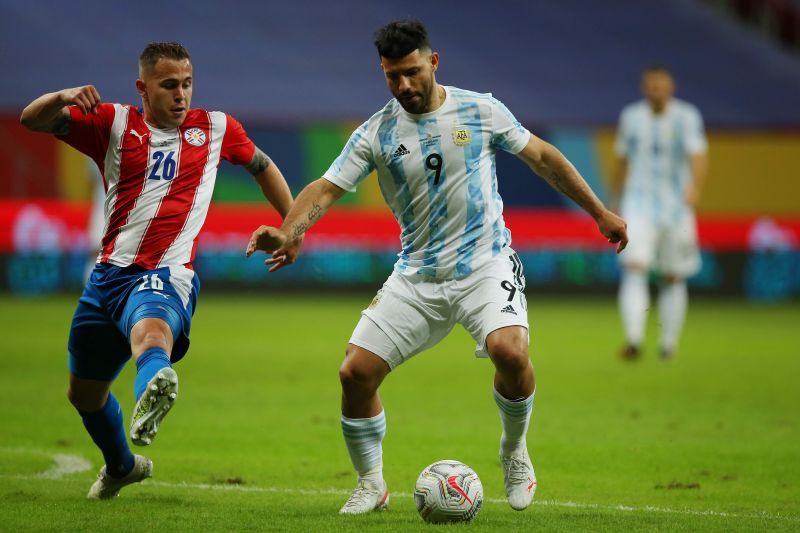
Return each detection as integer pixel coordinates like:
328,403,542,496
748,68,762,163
612,66,708,361
247,20,627,514
20,42,295,499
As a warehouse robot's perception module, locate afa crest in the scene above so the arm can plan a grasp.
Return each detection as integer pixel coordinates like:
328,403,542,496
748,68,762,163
183,128,207,147
451,124,471,146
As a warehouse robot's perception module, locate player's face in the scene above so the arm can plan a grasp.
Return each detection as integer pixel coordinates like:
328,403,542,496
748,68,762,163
137,58,193,129
641,71,674,112
381,49,439,114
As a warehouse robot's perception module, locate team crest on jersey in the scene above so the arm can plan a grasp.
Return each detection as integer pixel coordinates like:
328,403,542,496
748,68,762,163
368,289,384,310
451,124,471,146
183,128,207,147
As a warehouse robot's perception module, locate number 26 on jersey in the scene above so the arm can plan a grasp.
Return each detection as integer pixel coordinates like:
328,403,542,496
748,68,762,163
148,150,176,181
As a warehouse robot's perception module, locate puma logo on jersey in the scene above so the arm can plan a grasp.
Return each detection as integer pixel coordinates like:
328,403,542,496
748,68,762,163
392,144,410,158
130,129,147,144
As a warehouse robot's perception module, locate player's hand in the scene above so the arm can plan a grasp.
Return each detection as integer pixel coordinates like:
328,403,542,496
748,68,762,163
246,225,287,255
596,209,628,253
59,85,101,115
246,226,303,272
264,234,304,272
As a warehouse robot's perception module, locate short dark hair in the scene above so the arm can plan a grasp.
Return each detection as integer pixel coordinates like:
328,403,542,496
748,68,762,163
139,42,191,73
373,20,430,59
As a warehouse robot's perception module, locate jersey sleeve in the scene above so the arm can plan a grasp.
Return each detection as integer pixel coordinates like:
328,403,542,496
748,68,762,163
683,106,707,155
489,97,531,154
322,121,375,192
220,114,256,165
56,103,116,163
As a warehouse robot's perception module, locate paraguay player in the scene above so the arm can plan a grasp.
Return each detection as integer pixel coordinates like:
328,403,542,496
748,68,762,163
247,21,628,514
612,66,708,360
20,42,295,498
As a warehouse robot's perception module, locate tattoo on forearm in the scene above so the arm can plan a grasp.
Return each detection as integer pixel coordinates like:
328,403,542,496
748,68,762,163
245,148,272,176
292,222,309,238
290,202,324,239
53,112,71,136
308,202,322,221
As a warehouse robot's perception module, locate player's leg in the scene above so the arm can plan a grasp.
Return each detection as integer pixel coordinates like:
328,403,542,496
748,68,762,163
656,213,701,359
619,265,649,358
124,266,198,446
657,275,688,359
486,326,535,449
67,289,151,499
486,327,537,510
617,216,656,358
455,250,535,510
128,315,178,445
339,273,450,514
338,340,393,514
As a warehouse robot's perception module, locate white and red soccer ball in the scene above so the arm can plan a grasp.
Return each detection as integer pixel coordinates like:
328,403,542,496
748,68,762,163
414,460,483,523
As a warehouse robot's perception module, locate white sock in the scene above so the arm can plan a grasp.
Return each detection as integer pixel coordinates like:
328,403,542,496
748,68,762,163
341,411,386,484
493,388,534,456
658,281,688,352
619,270,650,346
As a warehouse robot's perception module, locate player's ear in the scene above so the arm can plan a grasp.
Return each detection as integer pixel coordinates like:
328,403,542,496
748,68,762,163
430,51,439,72
135,79,147,100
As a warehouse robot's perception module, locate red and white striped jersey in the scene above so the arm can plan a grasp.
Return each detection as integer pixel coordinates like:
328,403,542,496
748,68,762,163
58,103,255,269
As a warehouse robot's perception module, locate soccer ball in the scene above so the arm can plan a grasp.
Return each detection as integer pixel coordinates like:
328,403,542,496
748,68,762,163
414,460,483,523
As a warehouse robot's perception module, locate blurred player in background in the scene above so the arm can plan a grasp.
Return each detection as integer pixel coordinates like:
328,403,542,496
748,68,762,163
612,66,708,360
20,42,295,499
247,20,627,514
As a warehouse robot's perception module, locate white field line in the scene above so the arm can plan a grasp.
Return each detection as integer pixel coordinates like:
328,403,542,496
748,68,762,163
144,480,799,522
0,448,797,523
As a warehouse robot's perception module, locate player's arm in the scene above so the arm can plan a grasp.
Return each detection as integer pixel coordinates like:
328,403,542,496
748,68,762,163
610,155,628,214
245,177,346,271
516,134,629,253
685,152,707,209
20,86,101,134
244,147,294,218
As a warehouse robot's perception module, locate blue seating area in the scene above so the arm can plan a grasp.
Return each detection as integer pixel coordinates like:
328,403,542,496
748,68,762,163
1,0,799,127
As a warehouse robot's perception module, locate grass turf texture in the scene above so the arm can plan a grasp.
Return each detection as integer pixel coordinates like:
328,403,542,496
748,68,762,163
0,294,798,531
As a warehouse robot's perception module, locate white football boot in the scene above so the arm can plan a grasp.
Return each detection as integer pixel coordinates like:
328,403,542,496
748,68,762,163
87,454,153,499
130,368,178,446
339,478,389,514
501,447,537,510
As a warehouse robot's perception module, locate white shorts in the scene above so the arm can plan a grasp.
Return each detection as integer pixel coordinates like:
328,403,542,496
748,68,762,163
619,211,701,278
349,248,529,369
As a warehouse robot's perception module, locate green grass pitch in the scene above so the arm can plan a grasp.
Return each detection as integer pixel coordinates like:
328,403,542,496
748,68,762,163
0,293,798,531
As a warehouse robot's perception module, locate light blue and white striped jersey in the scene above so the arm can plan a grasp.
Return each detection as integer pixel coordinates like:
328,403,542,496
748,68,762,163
615,99,707,224
323,86,531,280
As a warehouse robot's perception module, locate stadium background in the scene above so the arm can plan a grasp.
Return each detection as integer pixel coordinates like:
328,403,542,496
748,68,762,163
1,0,798,299
1,1,799,530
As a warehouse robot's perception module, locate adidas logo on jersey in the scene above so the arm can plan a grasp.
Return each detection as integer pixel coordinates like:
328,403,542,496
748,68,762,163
500,304,517,315
392,144,410,158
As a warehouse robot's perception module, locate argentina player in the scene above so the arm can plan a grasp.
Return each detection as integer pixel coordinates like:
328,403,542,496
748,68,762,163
247,20,628,514
612,66,708,361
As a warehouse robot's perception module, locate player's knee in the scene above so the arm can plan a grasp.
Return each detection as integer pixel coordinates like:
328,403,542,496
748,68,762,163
339,361,372,392
487,336,530,373
339,357,381,393
130,318,173,355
